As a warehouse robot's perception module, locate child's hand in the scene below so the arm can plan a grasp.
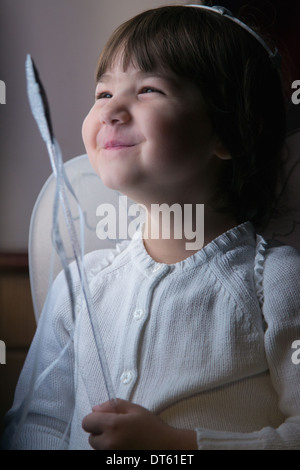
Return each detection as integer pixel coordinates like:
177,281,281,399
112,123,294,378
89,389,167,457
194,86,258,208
82,399,197,450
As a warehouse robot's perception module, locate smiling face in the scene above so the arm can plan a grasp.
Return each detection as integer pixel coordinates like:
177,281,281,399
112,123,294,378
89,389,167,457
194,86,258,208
82,57,227,207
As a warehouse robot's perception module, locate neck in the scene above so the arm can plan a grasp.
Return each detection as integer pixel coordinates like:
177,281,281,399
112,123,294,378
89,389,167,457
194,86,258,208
143,205,238,264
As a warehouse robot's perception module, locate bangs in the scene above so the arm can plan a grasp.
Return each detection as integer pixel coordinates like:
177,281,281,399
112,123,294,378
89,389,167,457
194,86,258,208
95,6,212,82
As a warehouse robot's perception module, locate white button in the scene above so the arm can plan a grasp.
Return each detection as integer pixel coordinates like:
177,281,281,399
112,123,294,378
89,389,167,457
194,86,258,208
120,371,133,385
133,308,144,320
152,264,162,273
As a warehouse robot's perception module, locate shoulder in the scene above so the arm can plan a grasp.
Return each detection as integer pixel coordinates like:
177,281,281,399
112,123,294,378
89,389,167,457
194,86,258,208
263,241,300,286
262,241,300,318
44,241,131,324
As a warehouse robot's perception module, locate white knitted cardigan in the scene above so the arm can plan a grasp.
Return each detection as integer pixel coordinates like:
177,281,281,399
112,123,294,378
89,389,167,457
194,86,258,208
3,222,300,450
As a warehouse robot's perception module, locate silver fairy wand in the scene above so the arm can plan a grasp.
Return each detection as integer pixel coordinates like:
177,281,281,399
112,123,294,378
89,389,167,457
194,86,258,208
25,54,116,403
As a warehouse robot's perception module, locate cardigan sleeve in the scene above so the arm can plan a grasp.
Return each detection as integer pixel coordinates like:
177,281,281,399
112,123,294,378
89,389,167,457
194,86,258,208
1,246,124,450
1,269,77,450
196,244,300,450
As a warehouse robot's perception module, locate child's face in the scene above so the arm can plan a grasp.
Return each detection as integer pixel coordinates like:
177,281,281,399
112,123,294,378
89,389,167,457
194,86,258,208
82,56,225,205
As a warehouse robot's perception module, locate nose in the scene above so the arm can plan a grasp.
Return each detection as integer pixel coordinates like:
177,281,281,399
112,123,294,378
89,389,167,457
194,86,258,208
99,99,131,126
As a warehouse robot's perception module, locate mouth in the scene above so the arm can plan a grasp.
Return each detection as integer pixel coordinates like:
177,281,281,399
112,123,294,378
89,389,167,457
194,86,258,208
103,141,137,150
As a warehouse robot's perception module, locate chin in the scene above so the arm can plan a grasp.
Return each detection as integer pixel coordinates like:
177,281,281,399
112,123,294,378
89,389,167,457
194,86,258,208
97,169,134,193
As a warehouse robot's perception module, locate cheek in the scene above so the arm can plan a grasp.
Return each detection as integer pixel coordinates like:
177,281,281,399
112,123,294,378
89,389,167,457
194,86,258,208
81,114,91,149
145,111,193,159
146,108,215,176
143,109,182,148
81,113,100,176
82,111,98,151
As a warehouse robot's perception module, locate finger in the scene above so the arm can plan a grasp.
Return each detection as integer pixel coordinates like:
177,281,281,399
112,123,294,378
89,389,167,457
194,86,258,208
82,411,111,434
88,432,104,450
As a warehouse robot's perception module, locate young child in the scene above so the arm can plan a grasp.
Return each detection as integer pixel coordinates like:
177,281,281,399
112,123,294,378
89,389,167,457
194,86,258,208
3,4,300,450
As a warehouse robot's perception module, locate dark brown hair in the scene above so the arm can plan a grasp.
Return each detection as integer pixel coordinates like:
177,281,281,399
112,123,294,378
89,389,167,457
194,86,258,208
96,5,287,229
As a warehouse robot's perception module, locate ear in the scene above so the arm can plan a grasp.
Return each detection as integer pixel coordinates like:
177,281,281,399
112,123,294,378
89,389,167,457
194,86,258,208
214,140,232,161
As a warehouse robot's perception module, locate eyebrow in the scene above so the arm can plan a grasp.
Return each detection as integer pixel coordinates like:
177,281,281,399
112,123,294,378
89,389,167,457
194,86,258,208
97,73,111,84
97,70,180,88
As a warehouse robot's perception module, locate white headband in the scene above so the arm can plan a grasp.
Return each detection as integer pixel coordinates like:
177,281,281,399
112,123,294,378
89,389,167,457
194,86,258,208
185,4,281,68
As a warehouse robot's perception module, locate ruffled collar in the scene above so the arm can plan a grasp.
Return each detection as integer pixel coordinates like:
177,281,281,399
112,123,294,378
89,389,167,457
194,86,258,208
125,221,256,275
